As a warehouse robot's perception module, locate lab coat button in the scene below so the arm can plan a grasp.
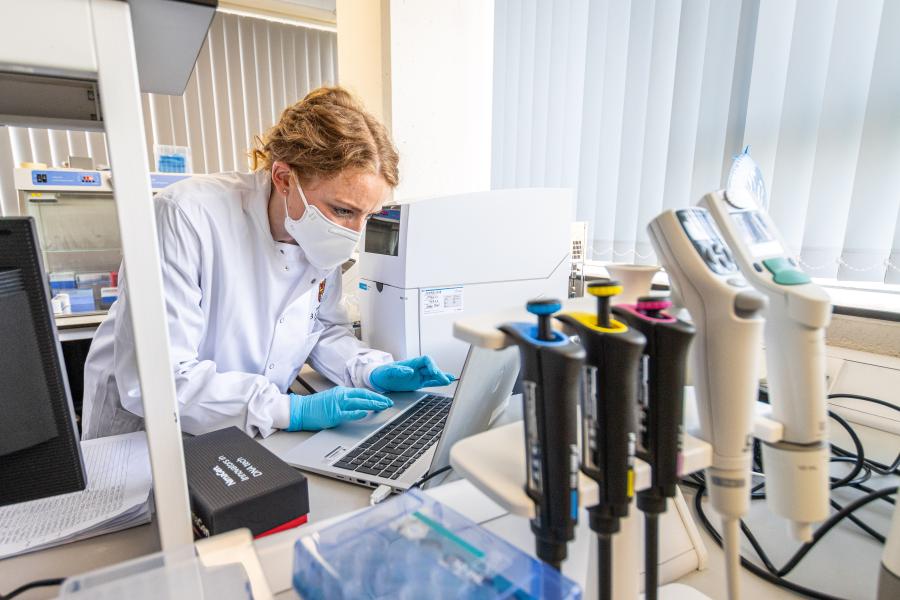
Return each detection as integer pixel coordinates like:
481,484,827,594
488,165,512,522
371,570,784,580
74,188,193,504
279,317,285,324
284,265,289,271
268,363,275,370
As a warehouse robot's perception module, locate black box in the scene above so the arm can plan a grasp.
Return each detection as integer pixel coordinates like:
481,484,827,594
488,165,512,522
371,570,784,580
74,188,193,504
183,426,309,538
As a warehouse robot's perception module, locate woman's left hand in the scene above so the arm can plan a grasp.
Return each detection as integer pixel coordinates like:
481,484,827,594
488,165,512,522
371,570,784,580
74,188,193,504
370,355,456,392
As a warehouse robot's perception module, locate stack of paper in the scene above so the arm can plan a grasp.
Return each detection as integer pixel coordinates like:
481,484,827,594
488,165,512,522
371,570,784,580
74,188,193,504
0,431,153,558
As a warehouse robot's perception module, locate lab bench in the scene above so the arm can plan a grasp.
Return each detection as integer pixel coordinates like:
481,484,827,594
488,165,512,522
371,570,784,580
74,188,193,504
0,382,891,600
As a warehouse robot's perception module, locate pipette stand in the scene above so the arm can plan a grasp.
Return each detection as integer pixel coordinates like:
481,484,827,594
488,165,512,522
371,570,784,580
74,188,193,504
452,303,715,599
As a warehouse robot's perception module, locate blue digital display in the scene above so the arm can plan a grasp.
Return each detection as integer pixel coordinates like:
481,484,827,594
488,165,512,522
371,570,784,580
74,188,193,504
376,208,401,221
32,170,101,187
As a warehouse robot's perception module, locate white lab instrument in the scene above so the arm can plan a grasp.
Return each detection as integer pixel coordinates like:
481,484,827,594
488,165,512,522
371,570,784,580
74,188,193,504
1,0,214,550
81,170,392,440
700,189,831,542
13,167,189,297
357,188,573,376
648,208,766,600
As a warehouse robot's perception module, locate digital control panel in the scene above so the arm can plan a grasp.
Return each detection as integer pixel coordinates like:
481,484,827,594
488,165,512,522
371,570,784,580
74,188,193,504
676,208,738,275
31,170,101,187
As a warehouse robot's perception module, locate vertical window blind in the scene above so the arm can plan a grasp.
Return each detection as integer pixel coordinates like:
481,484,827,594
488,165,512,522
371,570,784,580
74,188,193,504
492,0,900,285
0,11,336,210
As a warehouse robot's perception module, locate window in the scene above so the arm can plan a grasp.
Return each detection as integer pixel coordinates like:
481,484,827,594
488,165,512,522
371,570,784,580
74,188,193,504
492,0,900,287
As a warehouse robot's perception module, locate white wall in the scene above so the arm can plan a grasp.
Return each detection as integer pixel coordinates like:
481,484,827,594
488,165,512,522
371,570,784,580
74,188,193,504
388,0,493,201
335,0,391,126
337,0,494,201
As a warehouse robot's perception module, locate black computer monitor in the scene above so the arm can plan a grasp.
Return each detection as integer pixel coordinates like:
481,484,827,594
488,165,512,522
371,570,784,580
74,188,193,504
0,217,86,506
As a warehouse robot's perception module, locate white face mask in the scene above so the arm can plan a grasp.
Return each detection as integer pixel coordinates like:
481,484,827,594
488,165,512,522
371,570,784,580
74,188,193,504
283,178,361,270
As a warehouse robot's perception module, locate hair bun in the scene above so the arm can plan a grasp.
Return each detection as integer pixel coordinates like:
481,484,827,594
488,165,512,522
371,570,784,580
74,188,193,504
250,85,399,187
301,86,360,111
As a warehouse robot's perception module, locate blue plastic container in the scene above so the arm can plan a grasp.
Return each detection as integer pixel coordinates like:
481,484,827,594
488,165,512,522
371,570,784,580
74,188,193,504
68,288,96,313
293,489,581,600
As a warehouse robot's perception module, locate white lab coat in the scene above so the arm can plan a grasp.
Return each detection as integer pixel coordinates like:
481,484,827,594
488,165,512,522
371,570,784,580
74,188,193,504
81,170,393,440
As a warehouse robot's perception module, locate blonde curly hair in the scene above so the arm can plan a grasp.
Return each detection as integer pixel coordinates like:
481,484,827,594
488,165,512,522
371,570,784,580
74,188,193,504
250,86,399,187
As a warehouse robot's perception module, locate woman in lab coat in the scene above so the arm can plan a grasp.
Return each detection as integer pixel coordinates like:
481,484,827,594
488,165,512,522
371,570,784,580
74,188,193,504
81,87,452,440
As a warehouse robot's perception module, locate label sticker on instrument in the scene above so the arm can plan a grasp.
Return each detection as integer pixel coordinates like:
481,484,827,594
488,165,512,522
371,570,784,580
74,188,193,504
423,287,464,315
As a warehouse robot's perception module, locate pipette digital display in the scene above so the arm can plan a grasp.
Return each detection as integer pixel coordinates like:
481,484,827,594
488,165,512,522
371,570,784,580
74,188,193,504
701,189,831,542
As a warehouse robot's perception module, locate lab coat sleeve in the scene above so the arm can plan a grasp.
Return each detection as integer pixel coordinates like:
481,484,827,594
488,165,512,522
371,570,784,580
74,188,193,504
113,197,290,438
306,272,394,389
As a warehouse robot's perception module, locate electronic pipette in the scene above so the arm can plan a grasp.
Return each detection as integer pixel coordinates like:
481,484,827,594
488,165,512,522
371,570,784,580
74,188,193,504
556,281,646,600
500,299,584,571
701,188,831,542
648,208,766,600
613,296,694,600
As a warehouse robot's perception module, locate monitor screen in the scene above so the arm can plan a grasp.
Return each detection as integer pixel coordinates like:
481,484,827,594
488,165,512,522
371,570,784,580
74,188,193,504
0,217,85,506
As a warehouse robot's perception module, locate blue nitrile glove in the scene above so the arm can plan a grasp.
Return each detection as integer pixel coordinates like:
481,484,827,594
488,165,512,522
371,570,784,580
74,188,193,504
370,355,456,392
287,388,393,431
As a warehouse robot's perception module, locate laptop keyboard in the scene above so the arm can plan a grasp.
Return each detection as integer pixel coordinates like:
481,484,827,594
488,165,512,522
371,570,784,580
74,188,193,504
331,394,451,480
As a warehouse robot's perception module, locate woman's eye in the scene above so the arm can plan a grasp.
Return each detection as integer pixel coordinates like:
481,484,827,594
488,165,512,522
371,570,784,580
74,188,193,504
333,207,353,218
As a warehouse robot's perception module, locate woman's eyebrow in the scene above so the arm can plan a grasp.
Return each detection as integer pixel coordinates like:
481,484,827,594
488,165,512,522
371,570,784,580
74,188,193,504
328,198,360,213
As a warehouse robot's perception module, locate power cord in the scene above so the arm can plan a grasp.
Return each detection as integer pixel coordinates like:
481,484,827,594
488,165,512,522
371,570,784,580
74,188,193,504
689,479,895,600
684,392,899,599
411,465,452,489
1,578,65,600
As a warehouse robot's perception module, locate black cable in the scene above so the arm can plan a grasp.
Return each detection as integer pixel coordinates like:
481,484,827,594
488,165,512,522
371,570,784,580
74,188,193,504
1,578,65,600
827,411,865,488
597,533,613,600
833,445,900,477
691,486,845,600
846,481,896,504
827,393,900,475
775,485,891,576
829,498,886,543
411,465,452,489
827,392,900,413
644,513,659,600
694,472,895,578
694,482,897,593
684,391,899,598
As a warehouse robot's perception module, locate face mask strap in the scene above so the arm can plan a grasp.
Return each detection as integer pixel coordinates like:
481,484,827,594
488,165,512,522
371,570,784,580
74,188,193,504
282,173,312,224
294,175,312,211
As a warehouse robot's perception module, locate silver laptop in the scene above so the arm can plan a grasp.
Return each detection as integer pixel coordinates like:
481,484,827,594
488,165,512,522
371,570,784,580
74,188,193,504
280,345,520,490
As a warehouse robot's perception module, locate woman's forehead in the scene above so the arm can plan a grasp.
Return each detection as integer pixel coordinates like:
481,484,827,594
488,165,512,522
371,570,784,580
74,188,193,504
309,169,389,212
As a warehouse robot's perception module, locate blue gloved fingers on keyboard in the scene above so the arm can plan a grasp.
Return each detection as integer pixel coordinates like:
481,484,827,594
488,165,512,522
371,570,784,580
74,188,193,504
336,409,369,422
287,387,393,431
413,355,456,387
338,388,394,412
370,355,456,392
